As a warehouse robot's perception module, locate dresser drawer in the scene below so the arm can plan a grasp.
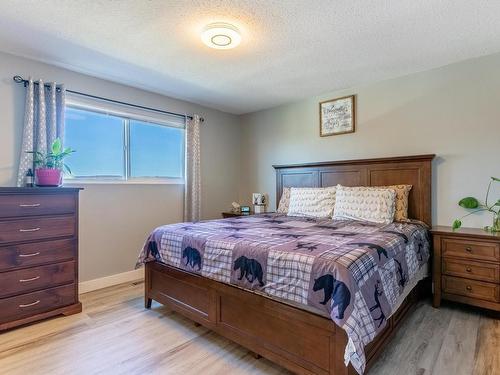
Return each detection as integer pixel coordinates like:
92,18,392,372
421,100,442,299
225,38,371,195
0,216,75,244
442,238,499,262
0,261,75,298
0,238,75,272
442,275,499,303
0,284,76,324
0,193,75,218
442,258,500,283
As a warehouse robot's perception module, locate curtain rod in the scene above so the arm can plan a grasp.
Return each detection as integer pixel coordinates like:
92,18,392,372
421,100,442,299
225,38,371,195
12,75,204,122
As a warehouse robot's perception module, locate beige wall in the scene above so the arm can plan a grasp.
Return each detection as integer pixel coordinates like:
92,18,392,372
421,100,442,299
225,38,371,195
0,51,241,282
240,52,500,228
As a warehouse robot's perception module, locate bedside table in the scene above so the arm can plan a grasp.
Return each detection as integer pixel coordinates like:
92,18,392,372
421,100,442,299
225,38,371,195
221,211,253,218
432,226,500,312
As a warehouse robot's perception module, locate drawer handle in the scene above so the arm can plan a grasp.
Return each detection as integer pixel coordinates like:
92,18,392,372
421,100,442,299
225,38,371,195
465,247,473,252
466,285,472,291
19,300,40,308
19,203,41,208
466,267,472,273
19,276,40,283
19,228,41,232
19,252,40,258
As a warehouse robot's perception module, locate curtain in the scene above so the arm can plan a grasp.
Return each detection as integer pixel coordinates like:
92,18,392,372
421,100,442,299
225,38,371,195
184,114,202,222
16,78,66,187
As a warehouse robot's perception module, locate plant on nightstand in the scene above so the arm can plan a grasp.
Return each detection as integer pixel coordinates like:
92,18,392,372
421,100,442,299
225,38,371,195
452,176,500,232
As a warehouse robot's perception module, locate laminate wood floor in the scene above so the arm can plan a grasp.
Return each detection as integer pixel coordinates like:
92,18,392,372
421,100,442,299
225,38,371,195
0,282,498,375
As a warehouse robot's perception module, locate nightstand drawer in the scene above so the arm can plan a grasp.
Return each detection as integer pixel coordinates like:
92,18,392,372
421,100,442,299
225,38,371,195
442,238,499,262
442,275,499,303
0,216,75,244
0,239,75,272
0,284,76,324
442,258,500,283
0,261,75,298
0,193,75,218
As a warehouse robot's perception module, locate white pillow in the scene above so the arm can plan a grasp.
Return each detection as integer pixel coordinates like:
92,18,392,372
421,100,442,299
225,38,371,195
287,186,336,218
333,185,396,224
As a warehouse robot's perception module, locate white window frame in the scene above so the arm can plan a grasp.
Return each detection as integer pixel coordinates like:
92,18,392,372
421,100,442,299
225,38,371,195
63,95,185,185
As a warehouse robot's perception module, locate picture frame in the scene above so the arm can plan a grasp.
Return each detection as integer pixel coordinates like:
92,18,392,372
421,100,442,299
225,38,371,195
252,193,267,206
319,94,355,136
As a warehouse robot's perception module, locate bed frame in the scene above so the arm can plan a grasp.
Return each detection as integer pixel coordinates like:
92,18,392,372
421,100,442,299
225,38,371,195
145,154,435,375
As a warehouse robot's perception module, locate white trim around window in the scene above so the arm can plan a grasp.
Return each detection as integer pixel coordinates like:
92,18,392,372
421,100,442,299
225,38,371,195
65,95,186,128
64,94,186,185
63,177,184,185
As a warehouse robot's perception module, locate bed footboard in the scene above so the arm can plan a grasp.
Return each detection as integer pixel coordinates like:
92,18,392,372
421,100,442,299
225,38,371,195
145,261,422,375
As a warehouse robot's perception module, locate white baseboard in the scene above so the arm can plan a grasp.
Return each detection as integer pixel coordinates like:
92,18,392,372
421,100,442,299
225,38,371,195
79,268,145,294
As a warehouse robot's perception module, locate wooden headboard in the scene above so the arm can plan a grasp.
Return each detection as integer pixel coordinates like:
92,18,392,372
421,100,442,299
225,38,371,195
273,154,435,226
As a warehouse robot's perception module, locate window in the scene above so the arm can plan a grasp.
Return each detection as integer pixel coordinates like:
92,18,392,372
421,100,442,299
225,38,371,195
65,108,125,178
129,120,184,179
64,97,185,183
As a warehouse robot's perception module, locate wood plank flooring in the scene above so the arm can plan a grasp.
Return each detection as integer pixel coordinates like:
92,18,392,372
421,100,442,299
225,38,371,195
0,282,498,375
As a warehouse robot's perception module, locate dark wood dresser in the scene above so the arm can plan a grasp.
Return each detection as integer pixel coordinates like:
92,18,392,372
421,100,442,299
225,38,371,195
0,187,82,330
432,226,500,312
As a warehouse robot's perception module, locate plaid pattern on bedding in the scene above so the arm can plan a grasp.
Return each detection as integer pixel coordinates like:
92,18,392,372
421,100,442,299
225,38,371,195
137,213,430,375
266,250,315,304
202,239,234,282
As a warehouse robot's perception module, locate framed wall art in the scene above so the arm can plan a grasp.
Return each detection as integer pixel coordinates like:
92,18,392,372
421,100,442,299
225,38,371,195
319,94,355,136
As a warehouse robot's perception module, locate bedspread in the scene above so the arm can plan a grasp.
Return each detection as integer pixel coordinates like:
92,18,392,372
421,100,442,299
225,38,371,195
137,213,430,374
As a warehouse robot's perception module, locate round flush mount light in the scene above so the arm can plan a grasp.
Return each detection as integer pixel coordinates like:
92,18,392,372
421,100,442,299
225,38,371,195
201,22,241,50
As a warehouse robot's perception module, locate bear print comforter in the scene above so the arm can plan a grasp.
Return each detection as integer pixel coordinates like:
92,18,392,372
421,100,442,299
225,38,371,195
136,213,430,374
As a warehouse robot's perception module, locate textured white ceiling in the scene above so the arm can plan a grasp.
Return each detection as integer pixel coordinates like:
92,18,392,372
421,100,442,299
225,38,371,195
1,1,500,114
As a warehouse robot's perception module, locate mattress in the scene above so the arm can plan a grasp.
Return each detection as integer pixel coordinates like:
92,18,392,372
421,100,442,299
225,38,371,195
137,213,430,374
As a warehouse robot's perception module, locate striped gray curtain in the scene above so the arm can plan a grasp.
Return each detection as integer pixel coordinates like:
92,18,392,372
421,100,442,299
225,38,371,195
16,78,66,186
184,114,202,222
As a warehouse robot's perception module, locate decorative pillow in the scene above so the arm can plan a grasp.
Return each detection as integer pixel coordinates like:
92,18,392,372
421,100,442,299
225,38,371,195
287,186,337,218
333,185,396,224
377,185,412,222
277,187,291,213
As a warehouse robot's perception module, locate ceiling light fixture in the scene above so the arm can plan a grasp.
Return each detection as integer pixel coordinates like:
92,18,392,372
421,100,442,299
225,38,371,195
201,22,241,50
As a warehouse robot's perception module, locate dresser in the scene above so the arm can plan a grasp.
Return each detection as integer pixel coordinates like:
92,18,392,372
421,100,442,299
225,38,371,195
432,226,500,312
0,187,82,330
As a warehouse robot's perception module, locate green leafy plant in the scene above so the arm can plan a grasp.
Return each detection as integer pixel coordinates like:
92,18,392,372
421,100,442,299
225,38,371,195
27,138,75,174
452,176,500,232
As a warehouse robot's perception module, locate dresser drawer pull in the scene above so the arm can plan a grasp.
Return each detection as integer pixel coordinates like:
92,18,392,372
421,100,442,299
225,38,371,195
19,252,40,258
19,300,40,308
19,227,41,232
19,203,41,208
19,276,40,283
466,267,472,273
466,285,472,291
465,247,472,252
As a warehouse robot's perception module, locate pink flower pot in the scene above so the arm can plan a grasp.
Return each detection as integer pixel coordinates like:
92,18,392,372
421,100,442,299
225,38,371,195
35,168,62,187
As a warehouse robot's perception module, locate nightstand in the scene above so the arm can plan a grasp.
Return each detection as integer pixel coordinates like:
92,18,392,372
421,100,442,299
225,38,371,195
221,211,253,218
432,226,500,312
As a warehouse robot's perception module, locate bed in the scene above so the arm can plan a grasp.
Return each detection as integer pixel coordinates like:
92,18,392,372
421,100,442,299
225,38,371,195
138,154,434,375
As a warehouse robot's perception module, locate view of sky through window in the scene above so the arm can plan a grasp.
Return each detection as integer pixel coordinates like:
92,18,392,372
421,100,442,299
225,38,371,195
130,120,184,178
64,106,184,180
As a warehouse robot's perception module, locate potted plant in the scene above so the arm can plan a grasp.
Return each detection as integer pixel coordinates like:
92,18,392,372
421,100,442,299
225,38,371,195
28,138,75,187
452,176,500,232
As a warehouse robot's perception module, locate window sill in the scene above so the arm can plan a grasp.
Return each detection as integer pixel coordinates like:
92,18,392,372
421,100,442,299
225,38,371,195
63,178,185,185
